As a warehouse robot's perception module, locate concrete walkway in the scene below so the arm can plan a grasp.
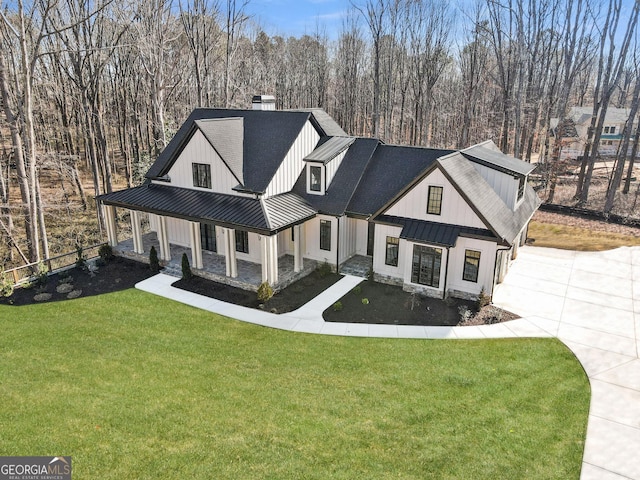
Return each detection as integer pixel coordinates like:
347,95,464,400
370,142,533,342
136,245,640,480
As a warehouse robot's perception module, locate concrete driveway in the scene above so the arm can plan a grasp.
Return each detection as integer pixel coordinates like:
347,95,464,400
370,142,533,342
492,246,640,480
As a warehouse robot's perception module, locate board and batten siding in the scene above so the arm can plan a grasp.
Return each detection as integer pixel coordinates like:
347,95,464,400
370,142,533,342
446,237,498,297
162,129,247,196
372,224,403,278
384,168,487,229
303,215,336,266
471,163,519,210
354,219,369,256
265,121,320,198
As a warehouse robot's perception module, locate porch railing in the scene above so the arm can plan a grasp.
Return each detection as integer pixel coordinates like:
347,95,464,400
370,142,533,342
2,243,107,285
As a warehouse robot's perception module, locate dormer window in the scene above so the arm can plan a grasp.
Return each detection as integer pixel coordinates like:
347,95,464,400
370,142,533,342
307,164,324,195
192,163,212,189
517,175,525,201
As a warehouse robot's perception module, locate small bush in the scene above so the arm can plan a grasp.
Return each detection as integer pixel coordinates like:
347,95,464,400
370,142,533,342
352,285,361,294
0,270,14,298
181,253,192,280
317,261,332,277
75,244,87,270
458,305,473,323
361,298,369,305
257,281,274,303
56,283,74,294
477,287,491,310
98,244,114,263
149,246,160,273
333,301,343,312
35,262,48,286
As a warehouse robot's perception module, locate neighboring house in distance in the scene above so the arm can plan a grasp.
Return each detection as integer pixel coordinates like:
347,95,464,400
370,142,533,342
97,96,539,300
550,106,638,160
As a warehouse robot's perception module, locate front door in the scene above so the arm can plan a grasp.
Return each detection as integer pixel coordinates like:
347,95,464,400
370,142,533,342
200,223,216,252
367,222,375,256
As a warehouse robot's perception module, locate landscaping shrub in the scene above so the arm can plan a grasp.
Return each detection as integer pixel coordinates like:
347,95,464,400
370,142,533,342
0,270,14,298
75,244,87,270
257,281,274,303
332,301,343,312
149,246,160,273
98,244,114,263
181,253,192,280
477,287,490,310
317,261,332,277
352,285,361,294
35,262,48,286
361,298,369,305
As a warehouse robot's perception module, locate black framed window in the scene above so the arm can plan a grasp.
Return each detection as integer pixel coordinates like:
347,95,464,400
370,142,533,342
320,219,331,251
427,186,443,215
235,230,249,253
411,245,441,287
200,223,216,252
463,249,481,282
517,175,525,201
385,237,399,266
192,163,212,189
310,165,322,192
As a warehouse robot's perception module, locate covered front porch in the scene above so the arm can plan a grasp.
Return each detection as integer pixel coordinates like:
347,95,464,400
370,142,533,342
116,232,317,292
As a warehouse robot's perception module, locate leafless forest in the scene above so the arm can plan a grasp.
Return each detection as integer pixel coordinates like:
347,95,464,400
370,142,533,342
1,0,639,270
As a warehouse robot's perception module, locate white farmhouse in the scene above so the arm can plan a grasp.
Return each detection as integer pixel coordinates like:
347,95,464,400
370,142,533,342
98,96,538,300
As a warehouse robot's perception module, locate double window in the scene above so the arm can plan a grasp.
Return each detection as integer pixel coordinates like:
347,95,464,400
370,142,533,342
385,237,399,266
463,250,481,283
427,186,443,215
192,163,212,189
235,230,249,253
320,219,331,251
604,126,616,134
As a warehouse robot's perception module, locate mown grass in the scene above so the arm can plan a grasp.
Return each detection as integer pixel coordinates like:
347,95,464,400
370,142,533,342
529,220,640,251
0,289,589,479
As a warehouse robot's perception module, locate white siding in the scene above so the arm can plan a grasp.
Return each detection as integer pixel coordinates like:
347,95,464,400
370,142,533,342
373,224,403,278
161,129,245,195
471,163,519,210
446,238,498,297
354,219,369,256
339,216,358,263
303,215,337,266
385,168,487,229
325,149,348,190
265,121,320,198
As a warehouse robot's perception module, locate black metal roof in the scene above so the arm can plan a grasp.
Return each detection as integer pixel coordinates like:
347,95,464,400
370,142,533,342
146,108,313,193
97,184,316,234
304,136,355,164
376,215,495,247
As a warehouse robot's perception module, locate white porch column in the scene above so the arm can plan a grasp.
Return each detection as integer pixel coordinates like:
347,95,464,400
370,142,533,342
260,235,269,283
157,216,171,261
268,235,278,285
189,221,203,269
224,228,238,278
293,224,303,272
130,210,144,254
104,205,118,247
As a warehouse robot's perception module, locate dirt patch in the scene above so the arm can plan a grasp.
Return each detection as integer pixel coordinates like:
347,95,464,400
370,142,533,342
2,257,155,306
532,210,640,237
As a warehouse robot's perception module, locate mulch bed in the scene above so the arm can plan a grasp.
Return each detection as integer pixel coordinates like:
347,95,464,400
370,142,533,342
3,256,517,326
173,269,342,314
1,257,156,306
322,279,517,326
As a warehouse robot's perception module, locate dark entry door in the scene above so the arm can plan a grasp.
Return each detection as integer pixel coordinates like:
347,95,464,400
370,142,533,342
200,223,216,252
367,222,375,256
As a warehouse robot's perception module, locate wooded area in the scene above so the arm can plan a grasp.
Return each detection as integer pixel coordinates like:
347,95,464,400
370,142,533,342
1,0,639,270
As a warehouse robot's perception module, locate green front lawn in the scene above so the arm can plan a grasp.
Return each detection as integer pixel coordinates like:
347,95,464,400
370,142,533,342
0,290,589,479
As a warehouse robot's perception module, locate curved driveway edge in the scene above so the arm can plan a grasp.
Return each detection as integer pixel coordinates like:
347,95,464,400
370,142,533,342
136,245,640,480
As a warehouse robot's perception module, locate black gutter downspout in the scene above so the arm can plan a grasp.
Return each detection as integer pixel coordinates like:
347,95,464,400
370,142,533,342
335,216,340,273
442,246,451,299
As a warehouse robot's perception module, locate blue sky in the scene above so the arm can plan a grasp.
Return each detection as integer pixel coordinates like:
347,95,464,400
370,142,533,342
245,0,351,39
